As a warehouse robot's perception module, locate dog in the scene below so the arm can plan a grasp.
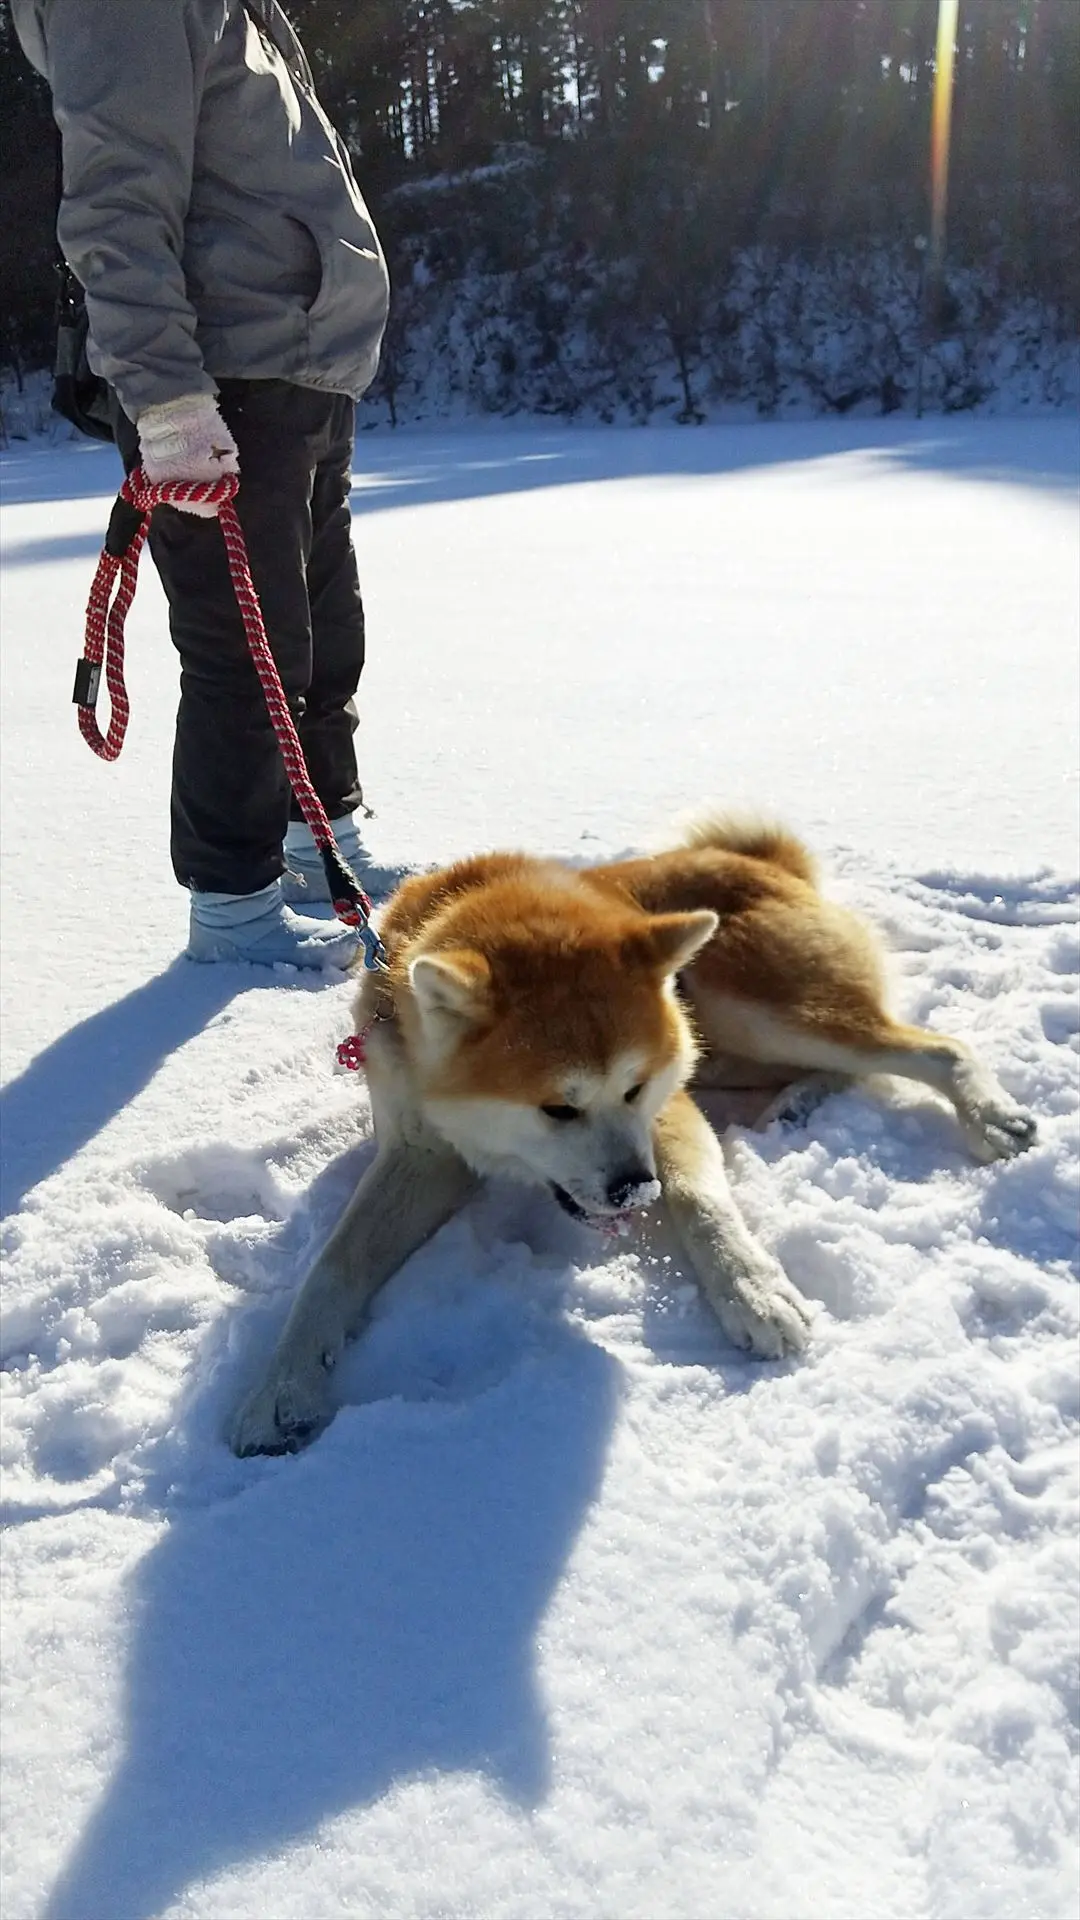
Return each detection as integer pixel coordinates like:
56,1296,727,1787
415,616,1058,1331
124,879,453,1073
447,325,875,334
230,818,1037,1455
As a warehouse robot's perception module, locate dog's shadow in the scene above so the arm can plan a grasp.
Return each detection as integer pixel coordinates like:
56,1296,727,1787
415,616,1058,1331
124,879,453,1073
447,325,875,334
43,1312,620,1920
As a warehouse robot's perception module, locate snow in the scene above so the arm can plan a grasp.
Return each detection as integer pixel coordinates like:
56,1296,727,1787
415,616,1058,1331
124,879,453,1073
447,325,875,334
1,416,1078,1920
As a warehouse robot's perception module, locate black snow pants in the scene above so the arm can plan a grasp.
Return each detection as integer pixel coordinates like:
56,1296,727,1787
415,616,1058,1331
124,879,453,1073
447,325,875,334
114,379,365,896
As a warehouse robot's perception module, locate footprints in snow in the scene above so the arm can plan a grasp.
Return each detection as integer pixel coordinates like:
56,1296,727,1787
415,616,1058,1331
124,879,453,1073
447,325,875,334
910,869,1080,930
140,1143,290,1225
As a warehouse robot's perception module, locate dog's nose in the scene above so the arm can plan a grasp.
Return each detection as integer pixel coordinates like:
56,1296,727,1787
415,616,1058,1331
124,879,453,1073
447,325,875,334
606,1169,658,1211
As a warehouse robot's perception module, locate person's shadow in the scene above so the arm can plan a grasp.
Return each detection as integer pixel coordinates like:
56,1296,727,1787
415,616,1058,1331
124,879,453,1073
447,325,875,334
0,962,243,1219
1,861,412,1221
43,1315,620,1920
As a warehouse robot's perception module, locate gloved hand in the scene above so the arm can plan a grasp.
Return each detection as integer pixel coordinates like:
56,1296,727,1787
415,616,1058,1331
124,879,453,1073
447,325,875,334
137,393,239,516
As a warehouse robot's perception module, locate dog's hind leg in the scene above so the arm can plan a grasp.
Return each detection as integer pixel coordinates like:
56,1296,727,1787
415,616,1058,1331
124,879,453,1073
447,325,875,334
654,1090,814,1358
696,998,1036,1164
230,1137,480,1455
825,1020,1036,1162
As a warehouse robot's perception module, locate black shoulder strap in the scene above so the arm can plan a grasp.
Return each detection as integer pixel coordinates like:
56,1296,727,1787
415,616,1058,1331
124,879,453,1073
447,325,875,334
53,123,80,307
51,124,115,442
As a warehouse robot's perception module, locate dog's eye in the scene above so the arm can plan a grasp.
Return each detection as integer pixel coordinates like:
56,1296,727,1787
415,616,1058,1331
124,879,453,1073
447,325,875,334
625,1083,644,1104
540,1103,582,1123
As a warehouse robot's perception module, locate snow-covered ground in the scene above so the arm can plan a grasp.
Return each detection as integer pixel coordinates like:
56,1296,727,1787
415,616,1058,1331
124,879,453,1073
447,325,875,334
1,417,1078,1920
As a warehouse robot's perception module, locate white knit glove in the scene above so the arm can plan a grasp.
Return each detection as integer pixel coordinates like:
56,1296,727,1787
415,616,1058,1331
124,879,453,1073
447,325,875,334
137,394,240,517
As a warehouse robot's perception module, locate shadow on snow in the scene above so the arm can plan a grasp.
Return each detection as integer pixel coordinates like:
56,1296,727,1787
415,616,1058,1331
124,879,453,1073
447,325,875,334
0,958,365,1221
42,1316,621,1920
1,415,1075,564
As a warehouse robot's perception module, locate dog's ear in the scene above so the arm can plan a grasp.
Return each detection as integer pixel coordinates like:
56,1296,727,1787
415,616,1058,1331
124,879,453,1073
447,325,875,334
409,949,491,1024
628,910,718,978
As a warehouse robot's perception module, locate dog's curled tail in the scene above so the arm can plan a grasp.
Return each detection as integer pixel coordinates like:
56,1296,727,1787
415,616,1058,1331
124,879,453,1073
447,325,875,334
677,813,819,887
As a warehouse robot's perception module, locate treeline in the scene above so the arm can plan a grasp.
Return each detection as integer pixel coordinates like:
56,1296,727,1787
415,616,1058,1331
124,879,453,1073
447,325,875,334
296,0,1077,270
2,0,1077,402
294,0,1077,186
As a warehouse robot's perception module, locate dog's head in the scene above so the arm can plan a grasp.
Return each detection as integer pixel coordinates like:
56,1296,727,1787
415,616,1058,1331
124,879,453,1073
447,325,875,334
398,871,716,1228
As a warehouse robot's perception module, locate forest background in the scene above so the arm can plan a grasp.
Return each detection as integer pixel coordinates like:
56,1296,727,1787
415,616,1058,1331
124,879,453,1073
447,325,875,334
2,0,1078,423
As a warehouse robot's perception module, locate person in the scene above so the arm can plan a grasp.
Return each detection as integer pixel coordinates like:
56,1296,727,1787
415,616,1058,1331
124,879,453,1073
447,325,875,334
12,0,391,966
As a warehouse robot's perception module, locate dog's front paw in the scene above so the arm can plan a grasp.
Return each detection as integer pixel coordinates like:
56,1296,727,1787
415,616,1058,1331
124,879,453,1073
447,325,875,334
710,1262,815,1360
230,1366,332,1457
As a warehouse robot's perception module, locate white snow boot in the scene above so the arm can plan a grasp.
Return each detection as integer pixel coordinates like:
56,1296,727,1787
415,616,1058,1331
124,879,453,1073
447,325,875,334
280,814,369,907
187,880,359,968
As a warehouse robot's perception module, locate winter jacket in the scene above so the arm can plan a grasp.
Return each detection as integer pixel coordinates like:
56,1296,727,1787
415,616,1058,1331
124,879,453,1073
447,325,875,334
12,0,390,419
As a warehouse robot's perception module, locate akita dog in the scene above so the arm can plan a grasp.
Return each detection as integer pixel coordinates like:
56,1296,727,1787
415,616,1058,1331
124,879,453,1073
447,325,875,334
231,819,1036,1455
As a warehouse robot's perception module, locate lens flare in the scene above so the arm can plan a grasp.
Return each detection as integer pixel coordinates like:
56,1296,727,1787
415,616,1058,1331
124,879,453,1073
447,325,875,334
930,0,959,273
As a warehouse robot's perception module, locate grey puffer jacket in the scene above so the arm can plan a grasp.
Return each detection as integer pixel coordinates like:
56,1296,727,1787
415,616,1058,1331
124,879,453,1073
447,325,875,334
13,0,390,419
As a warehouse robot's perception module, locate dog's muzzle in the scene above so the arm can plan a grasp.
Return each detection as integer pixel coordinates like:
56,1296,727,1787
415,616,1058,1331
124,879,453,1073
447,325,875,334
550,1173,661,1232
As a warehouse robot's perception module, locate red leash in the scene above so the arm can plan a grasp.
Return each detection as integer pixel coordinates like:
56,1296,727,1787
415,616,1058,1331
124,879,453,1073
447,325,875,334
74,468,385,969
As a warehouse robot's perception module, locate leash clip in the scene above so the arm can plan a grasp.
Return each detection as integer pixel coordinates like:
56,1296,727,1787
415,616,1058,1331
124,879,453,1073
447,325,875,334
356,921,388,971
